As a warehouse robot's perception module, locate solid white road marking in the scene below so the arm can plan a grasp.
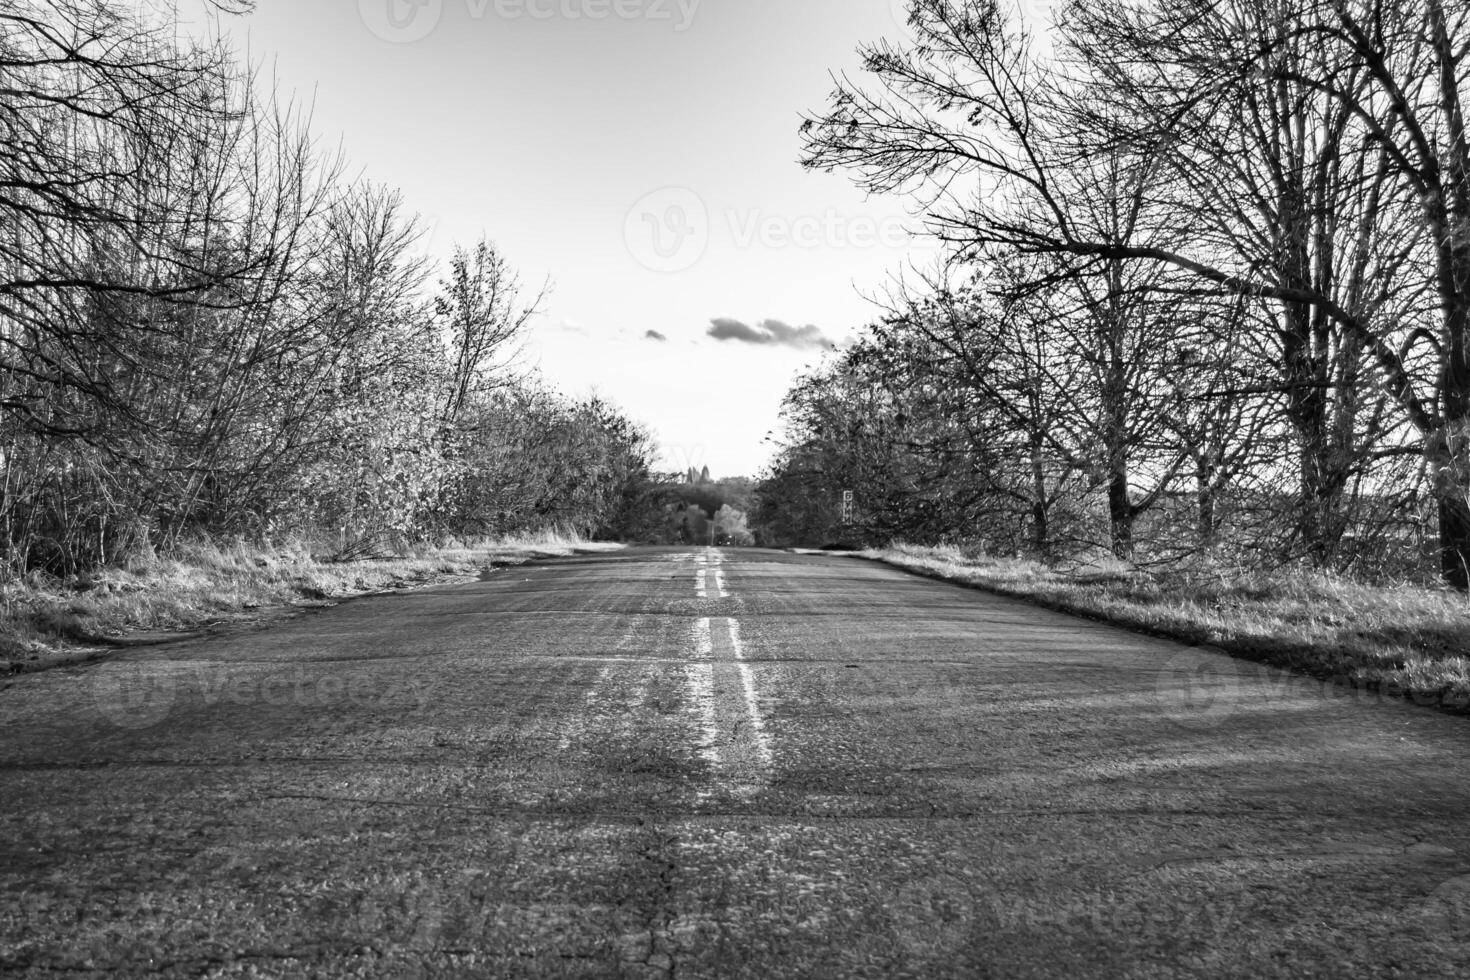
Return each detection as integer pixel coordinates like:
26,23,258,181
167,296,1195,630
684,612,773,796
725,619,773,767
687,619,721,768
683,556,773,793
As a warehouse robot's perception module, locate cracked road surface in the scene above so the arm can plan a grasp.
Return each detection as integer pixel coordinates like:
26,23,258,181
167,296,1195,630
4,547,1470,978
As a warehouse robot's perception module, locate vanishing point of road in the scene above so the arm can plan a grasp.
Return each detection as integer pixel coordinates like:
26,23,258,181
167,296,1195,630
3,547,1470,978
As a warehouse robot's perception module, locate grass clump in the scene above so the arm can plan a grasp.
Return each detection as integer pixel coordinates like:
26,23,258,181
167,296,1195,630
868,542,1470,714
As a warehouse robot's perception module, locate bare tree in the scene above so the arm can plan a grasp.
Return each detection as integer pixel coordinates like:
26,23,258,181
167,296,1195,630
1066,0,1432,565
436,239,546,424
802,0,1470,585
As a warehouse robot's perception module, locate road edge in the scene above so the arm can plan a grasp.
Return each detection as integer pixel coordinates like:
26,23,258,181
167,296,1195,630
847,550,1470,720
1,544,626,679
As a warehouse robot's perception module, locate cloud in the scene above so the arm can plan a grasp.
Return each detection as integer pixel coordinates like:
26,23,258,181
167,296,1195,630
707,318,768,344
536,315,587,336
705,318,833,351
644,330,668,342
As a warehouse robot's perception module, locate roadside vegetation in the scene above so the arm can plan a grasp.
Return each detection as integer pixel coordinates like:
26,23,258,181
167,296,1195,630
746,0,1470,719
764,0,1470,590
1,531,621,672
754,0,1470,706
760,0,1470,593
868,543,1470,712
0,0,663,666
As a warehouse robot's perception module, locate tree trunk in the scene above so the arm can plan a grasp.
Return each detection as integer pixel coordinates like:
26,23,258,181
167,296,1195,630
1426,0,1470,589
1031,497,1050,557
1281,286,1340,566
1425,248,1470,589
1029,430,1050,558
1108,469,1134,561
1100,254,1134,562
1429,421,1470,591
1196,464,1218,552
1438,493,1470,590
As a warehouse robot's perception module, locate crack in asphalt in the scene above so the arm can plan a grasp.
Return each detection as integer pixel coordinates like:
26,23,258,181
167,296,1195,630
628,829,683,979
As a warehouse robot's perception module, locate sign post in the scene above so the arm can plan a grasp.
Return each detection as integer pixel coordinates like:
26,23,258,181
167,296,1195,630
841,490,855,525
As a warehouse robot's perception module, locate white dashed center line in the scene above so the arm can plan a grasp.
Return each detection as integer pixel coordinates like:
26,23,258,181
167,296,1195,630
692,548,728,598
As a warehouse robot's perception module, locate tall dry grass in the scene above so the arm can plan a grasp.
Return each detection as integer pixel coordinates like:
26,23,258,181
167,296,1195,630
1,531,622,670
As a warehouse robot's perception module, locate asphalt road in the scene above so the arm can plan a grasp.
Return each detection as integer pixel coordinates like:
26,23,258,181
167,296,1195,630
3,547,1470,978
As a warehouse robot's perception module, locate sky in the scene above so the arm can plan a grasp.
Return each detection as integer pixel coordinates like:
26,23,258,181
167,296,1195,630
167,0,1031,477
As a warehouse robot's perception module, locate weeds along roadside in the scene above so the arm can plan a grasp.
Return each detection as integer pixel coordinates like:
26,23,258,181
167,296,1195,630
1,531,622,673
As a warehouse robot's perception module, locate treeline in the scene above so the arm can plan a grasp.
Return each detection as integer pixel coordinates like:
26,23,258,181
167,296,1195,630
762,0,1470,586
650,474,757,546
0,1,653,574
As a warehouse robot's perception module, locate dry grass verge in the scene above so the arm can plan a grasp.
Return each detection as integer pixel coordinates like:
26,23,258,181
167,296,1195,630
1,531,623,673
865,543,1470,715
